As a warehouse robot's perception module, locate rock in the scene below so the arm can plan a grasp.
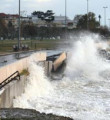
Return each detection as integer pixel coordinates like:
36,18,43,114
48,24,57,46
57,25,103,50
0,108,73,120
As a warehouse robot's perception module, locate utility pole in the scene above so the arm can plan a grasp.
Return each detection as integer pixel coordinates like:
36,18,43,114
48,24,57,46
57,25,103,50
87,0,89,30
65,0,67,28
103,6,108,27
108,19,110,29
65,0,67,40
18,0,21,50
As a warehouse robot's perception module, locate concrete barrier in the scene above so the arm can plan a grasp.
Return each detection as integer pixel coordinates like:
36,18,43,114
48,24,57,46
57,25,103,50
53,52,67,71
0,52,48,108
0,60,52,108
0,76,27,108
0,52,46,83
44,61,53,76
39,61,53,76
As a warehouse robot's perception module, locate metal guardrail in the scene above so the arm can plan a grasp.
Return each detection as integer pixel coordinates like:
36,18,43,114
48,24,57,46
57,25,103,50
0,71,20,90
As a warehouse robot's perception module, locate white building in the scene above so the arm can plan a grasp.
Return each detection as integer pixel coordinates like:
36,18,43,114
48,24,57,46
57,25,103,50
54,15,73,28
54,16,66,27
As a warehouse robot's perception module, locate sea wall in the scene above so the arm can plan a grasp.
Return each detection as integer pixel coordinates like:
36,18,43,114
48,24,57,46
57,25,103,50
0,52,46,83
0,52,55,108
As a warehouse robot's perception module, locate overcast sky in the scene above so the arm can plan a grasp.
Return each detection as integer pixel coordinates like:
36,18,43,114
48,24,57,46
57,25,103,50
0,0,110,26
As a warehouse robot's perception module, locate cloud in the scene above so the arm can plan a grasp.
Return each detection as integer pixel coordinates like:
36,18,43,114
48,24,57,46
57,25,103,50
37,0,51,2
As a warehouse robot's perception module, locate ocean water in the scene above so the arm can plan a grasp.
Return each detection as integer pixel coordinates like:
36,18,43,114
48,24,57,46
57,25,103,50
14,34,110,120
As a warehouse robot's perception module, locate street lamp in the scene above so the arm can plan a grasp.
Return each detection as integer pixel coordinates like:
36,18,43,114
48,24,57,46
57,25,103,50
65,0,67,28
103,6,108,27
87,0,89,30
108,19,110,29
98,15,101,27
65,0,67,40
65,0,67,27
18,0,21,50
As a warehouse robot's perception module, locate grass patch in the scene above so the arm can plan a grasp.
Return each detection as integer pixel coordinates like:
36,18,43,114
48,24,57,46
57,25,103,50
20,69,29,76
0,39,59,53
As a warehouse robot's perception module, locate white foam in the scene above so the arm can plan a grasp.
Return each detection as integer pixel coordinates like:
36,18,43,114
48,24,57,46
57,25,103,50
13,57,53,108
0,88,4,95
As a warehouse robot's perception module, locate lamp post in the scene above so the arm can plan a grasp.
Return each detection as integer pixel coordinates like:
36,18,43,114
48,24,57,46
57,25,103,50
18,0,21,50
87,0,89,30
103,6,108,27
98,15,101,26
108,19,110,29
65,0,67,40
65,0,67,28
98,15,101,28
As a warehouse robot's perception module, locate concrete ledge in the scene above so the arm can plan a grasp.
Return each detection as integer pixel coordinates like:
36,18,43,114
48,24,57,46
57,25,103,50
44,61,53,76
39,61,53,76
53,52,67,71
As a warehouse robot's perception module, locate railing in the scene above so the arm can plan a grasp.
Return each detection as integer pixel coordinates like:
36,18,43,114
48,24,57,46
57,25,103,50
0,71,20,89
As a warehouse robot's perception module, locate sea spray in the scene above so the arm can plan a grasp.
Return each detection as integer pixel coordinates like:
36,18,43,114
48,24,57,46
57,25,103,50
13,54,53,108
14,34,110,120
65,35,110,81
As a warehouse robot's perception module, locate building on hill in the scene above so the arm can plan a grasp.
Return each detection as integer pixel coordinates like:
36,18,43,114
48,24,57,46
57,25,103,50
0,13,19,29
0,13,74,29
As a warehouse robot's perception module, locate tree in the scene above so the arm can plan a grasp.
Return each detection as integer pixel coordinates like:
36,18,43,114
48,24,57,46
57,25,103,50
32,10,54,23
0,19,8,38
32,11,44,19
74,15,82,24
23,24,36,38
76,12,100,30
7,21,15,39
